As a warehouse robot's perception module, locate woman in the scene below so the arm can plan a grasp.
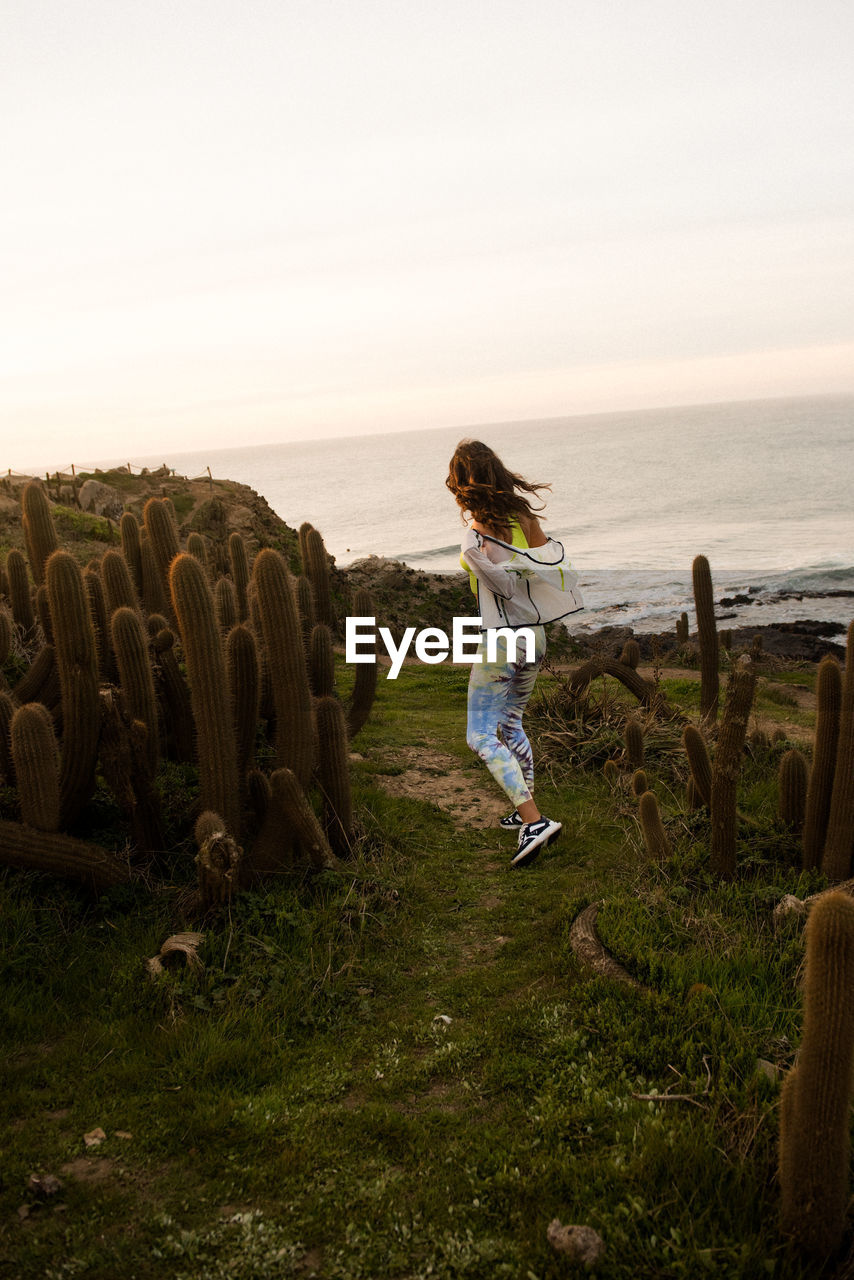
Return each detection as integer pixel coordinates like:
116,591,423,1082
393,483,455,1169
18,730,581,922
446,440,583,867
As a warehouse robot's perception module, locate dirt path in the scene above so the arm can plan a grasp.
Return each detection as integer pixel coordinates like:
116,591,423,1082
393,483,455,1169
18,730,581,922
368,745,508,829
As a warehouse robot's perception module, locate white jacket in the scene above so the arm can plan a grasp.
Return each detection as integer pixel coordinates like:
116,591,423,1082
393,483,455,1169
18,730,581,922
460,528,584,630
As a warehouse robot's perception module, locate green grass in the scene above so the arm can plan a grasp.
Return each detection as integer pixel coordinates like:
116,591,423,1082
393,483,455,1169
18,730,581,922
0,659,830,1279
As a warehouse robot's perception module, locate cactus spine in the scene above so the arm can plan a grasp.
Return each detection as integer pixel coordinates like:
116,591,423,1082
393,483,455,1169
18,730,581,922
315,695,353,857
347,587,377,738
252,549,314,788
692,554,719,723
21,482,58,585
682,724,712,807
10,702,61,831
624,717,644,769
779,891,854,1259
228,532,250,620
778,748,808,832
46,550,101,826
803,656,842,870
303,527,334,629
822,622,854,882
169,553,240,834
638,790,670,860
111,606,160,772
710,659,756,878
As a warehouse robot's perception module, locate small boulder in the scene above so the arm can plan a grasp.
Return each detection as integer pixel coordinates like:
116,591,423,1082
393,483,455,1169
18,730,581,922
546,1220,605,1266
77,479,125,521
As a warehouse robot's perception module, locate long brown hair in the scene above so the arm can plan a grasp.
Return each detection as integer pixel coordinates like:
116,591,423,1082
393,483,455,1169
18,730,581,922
445,439,550,534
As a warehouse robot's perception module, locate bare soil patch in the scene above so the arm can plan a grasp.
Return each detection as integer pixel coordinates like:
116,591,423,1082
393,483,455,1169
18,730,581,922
373,747,506,829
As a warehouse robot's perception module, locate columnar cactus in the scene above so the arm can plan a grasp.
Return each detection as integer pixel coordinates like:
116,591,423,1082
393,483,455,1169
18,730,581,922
710,658,756,878
226,623,259,791
12,644,56,708
779,891,854,1258
315,694,353,857
822,622,854,882
631,769,648,797
297,521,314,573
102,549,140,617
6,549,35,637
779,748,809,832
269,767,336,870
21,482,58,585
150,627,195,763
0,691,16,784
84,567,111,682
35,585,53,644
0,608,11,671
215,577,238,635
676,611,689,645
803,656,842,870
0,818,131,891
638,790,670,860
310,624,335,698
140,537,169,617
120,512,143,594
620,639,640,669
111,606,160,772
624,717,644,769
682,724,712,807
45,550,101,826
303,527,334,629
347,587,378,739
143,497,180,597
169,553,240,834
228,532,250,620
692,555,719,723
10,702,61,831
187,532,209,572
195,810,242,909
252,549,314,788
98,687,164,855
295,575,315,661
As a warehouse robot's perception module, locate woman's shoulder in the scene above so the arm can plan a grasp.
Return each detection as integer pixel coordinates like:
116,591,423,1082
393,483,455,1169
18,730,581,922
515,514,547,548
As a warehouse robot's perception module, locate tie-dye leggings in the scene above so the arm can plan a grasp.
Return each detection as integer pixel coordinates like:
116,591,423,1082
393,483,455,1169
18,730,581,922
466,626,547,806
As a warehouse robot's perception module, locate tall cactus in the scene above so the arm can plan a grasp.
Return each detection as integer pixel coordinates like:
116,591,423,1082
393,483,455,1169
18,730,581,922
10,702,61,831
822,622,854,882
169,553,239,834
102,548,140,616
150,627,195,763
35,585,53,644
12,644,55,708
111,606,160,773
0,608,11,673
803,656,842,870
228,532,250,620
692,554,719,723
347,587,378,739
315,694,353,857
294,574,315,661
21,482,58,585
682,724,712,807
98,687,164,857
6,549,35,637
84,567,111,682
252,549,314,788
710,658,756,878
45,550,101,826
303,527,334,629
778,748,808,831
270,767,336,870
0,691,16,784
638,790,670,860
140,531,170,617
215,576,238,635
624,717,644,769
195,810,242,909
620,639,640,670
143,497,180,597
187,532,209,572
779,891,854,1259
226,623,259,792
310,623,335,698
120,511,143,594
676,611,689,645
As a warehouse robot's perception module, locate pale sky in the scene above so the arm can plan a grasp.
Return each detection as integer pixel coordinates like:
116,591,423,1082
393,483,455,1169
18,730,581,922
2,0,853,472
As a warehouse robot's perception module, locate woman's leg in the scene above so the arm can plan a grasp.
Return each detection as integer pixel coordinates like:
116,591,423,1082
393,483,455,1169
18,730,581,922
466,628,546,808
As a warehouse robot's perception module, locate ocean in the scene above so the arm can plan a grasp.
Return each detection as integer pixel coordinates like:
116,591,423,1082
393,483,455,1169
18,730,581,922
109,395,854,635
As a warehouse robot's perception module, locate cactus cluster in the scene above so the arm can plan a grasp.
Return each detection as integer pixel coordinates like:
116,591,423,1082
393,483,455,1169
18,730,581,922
0,482,378,899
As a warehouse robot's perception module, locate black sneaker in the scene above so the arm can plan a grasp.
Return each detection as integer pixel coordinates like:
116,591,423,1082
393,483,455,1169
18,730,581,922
499,809,525,829
511,816,562,867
